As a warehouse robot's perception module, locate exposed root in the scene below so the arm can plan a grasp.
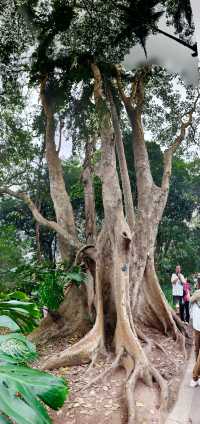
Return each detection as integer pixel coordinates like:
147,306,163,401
125,359,168,424
135,326,152,355
135,326,175,366
153,341,177,370
41,321,104,370
153,341,166,354
135,326,148,344
138,257,187,342
84,343,101,374
151,366,168,412
176,331,187,359
126,362,152,424
126,365,141,424
78,347,124,392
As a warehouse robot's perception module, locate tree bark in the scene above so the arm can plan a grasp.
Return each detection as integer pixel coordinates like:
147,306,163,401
108,88,135,232
82,138,96,244
35,222,43,262
40,78,79,264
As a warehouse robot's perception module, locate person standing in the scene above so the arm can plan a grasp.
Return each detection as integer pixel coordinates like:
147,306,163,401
183,279,191,323
190,278,200,387
171,265,185,321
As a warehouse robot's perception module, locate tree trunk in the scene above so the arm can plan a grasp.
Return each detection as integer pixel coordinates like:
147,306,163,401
82,138,96,244
41,64,172,422
35,200,43,262
28,80,89,343
109,89,135,232
40,79,79,265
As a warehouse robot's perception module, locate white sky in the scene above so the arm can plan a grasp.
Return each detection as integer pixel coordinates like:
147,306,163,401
123,15,199,86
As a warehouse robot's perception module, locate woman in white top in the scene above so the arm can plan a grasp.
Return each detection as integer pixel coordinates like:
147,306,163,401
171,265,185,321
189,278,200,387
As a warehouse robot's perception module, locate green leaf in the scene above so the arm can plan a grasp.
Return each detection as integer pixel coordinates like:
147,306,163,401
6,291,30,301
0,334,37,363
0,366,69,422
0,301,39,333
0,414,11,423
0,383,49,424
0,316,20,332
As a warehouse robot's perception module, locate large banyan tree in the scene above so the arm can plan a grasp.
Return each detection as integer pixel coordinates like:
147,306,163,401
0,0,199,421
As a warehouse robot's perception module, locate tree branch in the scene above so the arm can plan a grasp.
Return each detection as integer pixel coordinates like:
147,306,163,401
162,92,200,191
91,63,105,104
155,27,198,57
108,86,135,230
0,187,72,242
115,65,129,106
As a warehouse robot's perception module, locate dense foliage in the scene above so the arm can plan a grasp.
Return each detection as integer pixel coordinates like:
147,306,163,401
0,296,68,423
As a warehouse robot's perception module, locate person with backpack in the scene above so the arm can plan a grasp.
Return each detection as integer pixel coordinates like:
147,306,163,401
171,265,185,321
190,277,200,387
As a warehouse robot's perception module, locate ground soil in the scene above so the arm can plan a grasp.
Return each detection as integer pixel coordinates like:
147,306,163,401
34,324,193,424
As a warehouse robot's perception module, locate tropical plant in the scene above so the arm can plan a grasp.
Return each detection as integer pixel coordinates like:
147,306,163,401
38,265,87,310
0,333,37,364
0,365,68,424
0,300,39,333
0,302,69,423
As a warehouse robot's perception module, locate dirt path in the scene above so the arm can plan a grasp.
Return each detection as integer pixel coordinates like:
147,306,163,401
166,352,200,424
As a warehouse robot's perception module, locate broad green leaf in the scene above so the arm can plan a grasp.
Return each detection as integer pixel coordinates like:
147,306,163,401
0,316,20,331
0,366,68,423
16,383,51,424
0,414,11,423
0,334,36,363
0,383,49,424
0,301,39,333
0,366,69,410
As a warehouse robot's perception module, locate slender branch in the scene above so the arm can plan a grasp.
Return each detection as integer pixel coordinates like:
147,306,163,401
155,27,198,57
162,92,200,191
4,167,29,185
0,187,72,242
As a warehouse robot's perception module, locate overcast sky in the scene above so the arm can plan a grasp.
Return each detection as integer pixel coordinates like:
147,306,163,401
123,15,199,86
